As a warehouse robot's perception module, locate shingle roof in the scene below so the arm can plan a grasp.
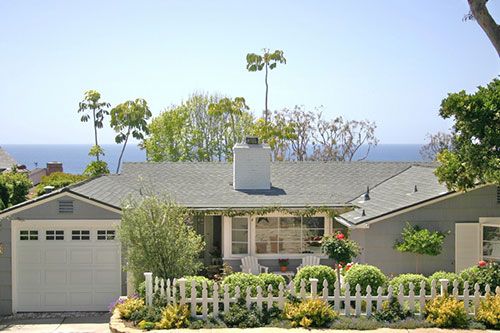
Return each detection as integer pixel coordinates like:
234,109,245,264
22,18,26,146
337,165,449,225
71,161,420,209
0,147,17,170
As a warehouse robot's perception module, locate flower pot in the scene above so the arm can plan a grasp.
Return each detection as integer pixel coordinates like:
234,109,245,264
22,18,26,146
280,266,287,272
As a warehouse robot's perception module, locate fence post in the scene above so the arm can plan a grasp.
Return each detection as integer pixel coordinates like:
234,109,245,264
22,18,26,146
309,278,318,298
439,279,449,297
144,272,153,307
177,278,186,306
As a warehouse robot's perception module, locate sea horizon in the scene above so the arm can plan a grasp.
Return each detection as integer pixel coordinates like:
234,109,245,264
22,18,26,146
2,143,426,175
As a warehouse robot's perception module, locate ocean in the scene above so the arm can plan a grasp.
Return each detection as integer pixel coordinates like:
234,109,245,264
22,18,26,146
2,144,424,174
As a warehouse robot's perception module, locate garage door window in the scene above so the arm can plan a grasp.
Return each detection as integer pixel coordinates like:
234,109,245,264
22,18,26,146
20,230,38,240
46,230,64,240
72,230,90,240
97,230,115,240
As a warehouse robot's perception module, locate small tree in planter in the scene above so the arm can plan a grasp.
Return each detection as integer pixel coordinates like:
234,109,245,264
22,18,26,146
321,231,361,291
394,223,448,273
278,258,289,272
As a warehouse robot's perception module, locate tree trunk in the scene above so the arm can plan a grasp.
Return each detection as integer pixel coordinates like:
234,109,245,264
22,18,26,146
415,254,420,274
92,109,100,162
116,130,130,174
264,63,269,125
468,0,500,57
336,263,341,293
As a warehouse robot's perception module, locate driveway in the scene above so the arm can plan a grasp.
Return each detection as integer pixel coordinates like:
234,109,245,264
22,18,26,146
0,313,110,333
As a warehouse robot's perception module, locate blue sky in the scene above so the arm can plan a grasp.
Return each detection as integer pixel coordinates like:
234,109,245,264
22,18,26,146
0,0,498,144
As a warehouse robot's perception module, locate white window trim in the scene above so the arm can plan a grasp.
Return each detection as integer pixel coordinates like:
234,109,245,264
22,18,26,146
223,213,333,260
479,217,500,262
11,219,121,314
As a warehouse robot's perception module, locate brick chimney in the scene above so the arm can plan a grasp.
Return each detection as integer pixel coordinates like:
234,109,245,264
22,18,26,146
233,137,271,190
46,162,63,175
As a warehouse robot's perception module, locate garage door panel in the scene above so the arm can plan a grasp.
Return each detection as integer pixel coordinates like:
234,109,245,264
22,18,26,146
44,292,67,306
45,249,67,264
18,292,41,306
18,248,41,264
94,270,119,284
18,270,42,286
70,292,92,306
93,291,117,306
94,249,119,264
69,249,93,264
69,270,92,284
45,270,67,285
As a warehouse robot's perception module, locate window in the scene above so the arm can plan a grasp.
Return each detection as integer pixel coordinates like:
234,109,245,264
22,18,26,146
20,230,38,241
255,216,325,254
231,217,248,254
483,225,500,263
46,230,64,240
58,200,74,213
72,230,90,240
97,230,115,240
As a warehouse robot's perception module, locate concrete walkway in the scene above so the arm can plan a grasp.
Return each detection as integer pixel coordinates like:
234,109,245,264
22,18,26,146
0,313,110,333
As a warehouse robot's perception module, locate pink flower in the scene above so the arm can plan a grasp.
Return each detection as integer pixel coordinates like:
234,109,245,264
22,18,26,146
336,233,345,240
478,260,487,267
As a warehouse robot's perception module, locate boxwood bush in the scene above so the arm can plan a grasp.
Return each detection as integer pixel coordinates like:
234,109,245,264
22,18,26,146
428,271,462,293
344,264,387,295
460,262,499,293
183,275,214,298
389,274,429,295
293,265,337,293
259,273,286,295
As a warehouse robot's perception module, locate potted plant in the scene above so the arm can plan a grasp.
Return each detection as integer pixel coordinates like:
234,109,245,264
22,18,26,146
278,258,289,272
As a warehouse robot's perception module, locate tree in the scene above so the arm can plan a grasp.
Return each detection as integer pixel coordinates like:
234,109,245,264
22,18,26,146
143,93,254,162
394,223,448,273
280,106,315,161
0,169,32,209
322,231,361,291
246,49,286,125
208,97,249,147
435,78,500,190
83,145,110,177
250,112,297,161
118,195,204,283
465,0,500,57
77,90,110,162
420,132,454,161
35,172,88,196
110,98,152,173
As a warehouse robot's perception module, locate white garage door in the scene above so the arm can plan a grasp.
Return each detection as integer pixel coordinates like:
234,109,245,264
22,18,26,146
12,221,121,312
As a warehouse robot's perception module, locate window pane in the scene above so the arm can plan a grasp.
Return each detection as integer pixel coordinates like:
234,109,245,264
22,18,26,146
303,217,324,229
280,217,301,228
256,217,278,229
484,226,500,241
232,230,248,242
232,217,248,230
232,243,248,254
280,242,302,253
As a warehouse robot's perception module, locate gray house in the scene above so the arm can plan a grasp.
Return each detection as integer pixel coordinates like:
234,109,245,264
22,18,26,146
0,139,498,314
0,147,18,173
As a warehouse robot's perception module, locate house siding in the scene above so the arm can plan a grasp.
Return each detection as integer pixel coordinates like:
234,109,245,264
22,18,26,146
0,195,123,315
350,185,500,276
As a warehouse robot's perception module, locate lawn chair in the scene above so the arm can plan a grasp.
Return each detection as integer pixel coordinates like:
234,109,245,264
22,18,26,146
240,256,269,274
296,255,321,272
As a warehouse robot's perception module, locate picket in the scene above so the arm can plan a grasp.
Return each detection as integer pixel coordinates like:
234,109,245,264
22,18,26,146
143,272,496,320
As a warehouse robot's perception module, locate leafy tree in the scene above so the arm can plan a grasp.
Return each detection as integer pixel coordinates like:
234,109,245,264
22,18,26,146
208,97,249,147
0,169,32,208
118,194,205,283
435,78,500,190
246,49,286,125
110,98,152,173
322,231,361,291
77,90,110,161
420,132,454,161
35,172,87,196
83,145,110,177
465,0,500,56
394,223,448,273
143,93,254,162
250,113,296,161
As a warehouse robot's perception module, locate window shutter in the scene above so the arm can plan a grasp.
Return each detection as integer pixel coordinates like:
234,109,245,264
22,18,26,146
455,223,480,273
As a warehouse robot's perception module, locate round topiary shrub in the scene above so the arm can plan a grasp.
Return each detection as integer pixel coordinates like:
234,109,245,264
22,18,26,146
344,264,387,295
428,271,463,293
294,265,337,293
259,273,286,295
222,272,263,296
389,273,429,295
460,262,499,293
183,275,214,298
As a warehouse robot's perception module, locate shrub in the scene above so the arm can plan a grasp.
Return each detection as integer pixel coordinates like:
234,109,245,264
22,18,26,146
389,274,429,295
344,264,387,295
476,294,500,329
0,170,32,207
116,297,145,320
189,316,227,329
425,296,468,328
329,316,382,330
460,262,500,293
284,299,338,328
183,275,214,298
222,302,262,328
129,306,162,324
138,320,156,330
259,273,286,295
222,272,262,296
374,297,411,323
293,265,337,294
428,271,462,293
34,172,87,196
155,304,190,329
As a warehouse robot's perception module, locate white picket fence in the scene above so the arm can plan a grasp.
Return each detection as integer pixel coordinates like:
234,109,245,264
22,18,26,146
144,272,499,320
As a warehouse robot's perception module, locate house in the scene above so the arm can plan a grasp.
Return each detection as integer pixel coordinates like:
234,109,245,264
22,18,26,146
0,138,498,314
29,162,64,185
0,147,18,173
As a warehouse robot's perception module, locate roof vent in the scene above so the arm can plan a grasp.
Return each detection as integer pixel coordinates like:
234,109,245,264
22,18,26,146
58,200,74,213
44,186,55,194
361,209,366,217
364,186,370,201
414,185,418,193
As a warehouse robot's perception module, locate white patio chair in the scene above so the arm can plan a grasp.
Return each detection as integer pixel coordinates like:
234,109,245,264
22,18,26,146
296,255,321,272
240,256,269,274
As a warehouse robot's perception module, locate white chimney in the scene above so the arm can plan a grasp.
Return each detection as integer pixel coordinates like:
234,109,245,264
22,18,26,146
233,137,271,190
